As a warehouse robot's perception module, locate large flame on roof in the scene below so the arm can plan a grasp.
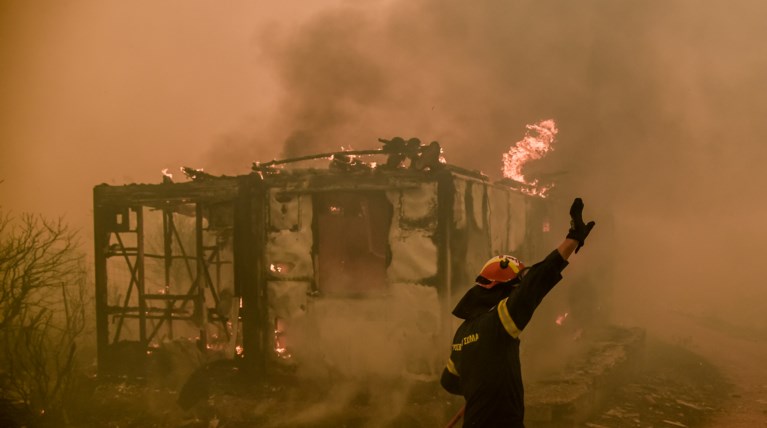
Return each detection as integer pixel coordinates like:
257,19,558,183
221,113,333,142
502,119,558,197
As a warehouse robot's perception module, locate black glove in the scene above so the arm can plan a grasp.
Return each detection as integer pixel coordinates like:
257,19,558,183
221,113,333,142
566,198,596,253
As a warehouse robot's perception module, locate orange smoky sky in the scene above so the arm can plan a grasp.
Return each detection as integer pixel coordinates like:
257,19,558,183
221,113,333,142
2,0,767,330
0,1,337,224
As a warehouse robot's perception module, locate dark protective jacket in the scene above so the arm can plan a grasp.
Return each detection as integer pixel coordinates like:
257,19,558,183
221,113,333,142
440,250,569,427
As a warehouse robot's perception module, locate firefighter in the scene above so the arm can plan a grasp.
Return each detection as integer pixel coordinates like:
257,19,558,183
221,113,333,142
440,198,596,427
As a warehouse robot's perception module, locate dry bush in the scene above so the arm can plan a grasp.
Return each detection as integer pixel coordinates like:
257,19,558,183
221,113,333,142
0,210,89,426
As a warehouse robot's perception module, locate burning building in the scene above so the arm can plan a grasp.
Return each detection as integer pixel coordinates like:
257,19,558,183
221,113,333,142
92,138,555,380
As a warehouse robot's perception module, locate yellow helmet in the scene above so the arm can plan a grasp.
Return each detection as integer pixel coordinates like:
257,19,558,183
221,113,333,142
475,255,525,289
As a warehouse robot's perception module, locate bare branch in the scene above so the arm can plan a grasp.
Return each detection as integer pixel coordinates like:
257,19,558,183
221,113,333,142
0,209,89,424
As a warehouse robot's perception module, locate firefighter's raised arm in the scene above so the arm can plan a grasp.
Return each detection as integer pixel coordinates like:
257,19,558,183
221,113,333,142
500,198,596,334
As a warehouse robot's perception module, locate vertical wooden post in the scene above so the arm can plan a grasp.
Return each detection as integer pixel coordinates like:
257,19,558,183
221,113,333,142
436,171,456,343
136,206,147,346
93,190,110,375
163,208,174,340
195,202,208,350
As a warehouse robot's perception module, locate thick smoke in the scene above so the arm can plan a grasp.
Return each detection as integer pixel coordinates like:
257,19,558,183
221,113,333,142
250,0,767,333
235,3,767,405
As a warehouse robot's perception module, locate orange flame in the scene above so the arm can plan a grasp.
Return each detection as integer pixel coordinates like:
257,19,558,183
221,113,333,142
274,317,292,359
502,119,558,197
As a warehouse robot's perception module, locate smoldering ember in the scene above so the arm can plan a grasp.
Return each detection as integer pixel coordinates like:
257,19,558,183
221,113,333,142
0,137,709,428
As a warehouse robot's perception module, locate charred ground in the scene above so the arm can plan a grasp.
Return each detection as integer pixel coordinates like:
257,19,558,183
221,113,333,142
39,329,729,428
583,337,729,428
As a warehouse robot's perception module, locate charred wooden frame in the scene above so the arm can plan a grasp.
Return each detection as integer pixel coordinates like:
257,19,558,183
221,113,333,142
93,177,267,376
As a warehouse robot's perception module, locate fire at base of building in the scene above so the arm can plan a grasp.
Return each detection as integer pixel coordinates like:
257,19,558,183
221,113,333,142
92,139,554,383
